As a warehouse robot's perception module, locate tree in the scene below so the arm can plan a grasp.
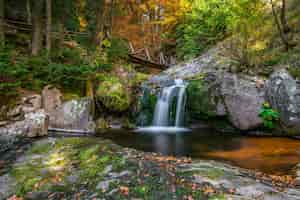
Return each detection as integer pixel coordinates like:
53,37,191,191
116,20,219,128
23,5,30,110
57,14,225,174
93,0,106,46
0,0,5,47
270,0,290,51
46,0,52,54
31,0,44,56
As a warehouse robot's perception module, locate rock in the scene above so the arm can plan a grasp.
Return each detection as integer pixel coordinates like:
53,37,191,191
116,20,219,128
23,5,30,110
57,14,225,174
21,94,42,114
0,174,15,200
0,109,49,138
42,85,62,113
186,73,226,118
96,180,116,192
49,98,95,133
185,72,264,130
96,118,109,131
265,69,300,134
96,78,131,112
220,73,264,130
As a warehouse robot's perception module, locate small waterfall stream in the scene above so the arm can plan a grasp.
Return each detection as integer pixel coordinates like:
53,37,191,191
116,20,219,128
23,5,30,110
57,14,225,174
152,79,187,127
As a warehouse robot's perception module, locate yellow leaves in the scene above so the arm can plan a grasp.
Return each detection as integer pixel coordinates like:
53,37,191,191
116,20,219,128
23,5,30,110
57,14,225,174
78,16,88,32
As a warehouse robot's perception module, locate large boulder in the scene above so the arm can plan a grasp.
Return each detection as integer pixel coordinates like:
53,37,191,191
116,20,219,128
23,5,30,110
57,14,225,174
49,98,95,133
265,69,300,134
220,74,264,130
42,85,62,113
96,77,131,112
186,73,264,130
0,109,49,138
21,94,42,114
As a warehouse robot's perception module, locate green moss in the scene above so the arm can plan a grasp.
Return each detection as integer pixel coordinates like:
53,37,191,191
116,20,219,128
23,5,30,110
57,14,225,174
186,79,221,119
178,167,225,180
63,93,81,102
96,77,131,112
209,195,227,200
28,143,53,154
136,88,157,126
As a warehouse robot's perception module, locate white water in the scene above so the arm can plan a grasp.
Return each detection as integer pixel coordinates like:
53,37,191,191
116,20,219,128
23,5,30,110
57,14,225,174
152,79,187,127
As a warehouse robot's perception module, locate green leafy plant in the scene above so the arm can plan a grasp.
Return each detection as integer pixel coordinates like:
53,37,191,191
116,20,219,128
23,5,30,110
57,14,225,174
259,102,279,129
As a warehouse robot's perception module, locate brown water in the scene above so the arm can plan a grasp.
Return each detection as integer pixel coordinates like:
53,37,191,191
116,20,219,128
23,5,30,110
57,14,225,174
100,128,300,175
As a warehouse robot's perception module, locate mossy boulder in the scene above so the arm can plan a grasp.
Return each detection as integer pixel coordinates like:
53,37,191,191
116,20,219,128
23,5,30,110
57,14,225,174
135,88,157,126
96,77,131,112
186,74,226,120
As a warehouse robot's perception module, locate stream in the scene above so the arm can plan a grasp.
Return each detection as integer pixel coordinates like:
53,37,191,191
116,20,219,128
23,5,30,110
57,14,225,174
100,128,300,175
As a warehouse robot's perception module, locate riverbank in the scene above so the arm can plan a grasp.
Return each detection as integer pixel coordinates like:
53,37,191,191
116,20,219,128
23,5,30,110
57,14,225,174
1,136,300,200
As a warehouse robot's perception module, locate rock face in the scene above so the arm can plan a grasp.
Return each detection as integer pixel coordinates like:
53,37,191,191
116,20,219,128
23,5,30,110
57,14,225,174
21,94,42,114
42,85,62,113
266,69,300,134
0,109,49,138
145,45,265,131
49,98,95,133
183,72,264,130
220,74,264,130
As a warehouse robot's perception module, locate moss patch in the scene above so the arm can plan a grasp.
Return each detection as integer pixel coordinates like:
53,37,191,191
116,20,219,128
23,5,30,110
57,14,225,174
186,79,221,119
96,77,131,112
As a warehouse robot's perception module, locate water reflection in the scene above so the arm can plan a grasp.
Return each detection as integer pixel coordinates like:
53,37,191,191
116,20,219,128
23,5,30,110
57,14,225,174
100,128,300,175
153,133,188,156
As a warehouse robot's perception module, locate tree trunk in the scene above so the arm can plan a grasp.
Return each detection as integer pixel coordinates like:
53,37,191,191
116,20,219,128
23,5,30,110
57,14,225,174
0,0,5,47
46,0,52,54
58,19,65,53
280,0,290,33
94,0,105,46
31,0,44,56
270,0,289,51
26,0,31,24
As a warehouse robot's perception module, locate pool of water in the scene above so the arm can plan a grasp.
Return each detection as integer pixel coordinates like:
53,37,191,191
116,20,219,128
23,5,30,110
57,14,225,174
100,128,300,175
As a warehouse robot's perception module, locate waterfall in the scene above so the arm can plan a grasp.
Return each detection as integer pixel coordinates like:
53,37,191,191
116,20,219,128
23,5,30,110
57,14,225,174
152,79,187,127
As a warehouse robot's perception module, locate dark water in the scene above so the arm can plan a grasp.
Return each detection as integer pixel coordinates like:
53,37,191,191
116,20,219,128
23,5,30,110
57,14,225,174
100,128,300,175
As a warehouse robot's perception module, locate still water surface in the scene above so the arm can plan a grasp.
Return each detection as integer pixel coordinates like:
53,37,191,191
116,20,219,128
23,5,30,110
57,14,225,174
100,128,300,175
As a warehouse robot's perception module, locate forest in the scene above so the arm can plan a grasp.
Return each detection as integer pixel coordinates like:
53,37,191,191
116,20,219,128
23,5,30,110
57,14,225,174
1,0,300,200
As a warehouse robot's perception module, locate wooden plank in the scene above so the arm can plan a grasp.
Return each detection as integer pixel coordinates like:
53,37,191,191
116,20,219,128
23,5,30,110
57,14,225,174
128,54,169,70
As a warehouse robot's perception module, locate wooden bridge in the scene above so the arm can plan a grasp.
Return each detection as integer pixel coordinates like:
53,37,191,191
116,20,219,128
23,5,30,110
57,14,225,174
128,42,172,70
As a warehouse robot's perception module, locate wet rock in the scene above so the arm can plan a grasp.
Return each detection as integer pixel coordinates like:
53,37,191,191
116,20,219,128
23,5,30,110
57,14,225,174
0,109,49,138
96,180,116,192
25,191,50,200
0,174,16,200
178,160,300,200
49,98,95,133
0,135,20,153
265,69,300,135
42,85,62,113
186,73,226,118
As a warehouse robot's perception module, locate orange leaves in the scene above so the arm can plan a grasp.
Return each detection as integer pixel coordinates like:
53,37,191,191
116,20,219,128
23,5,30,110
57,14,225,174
7,195,23,200
202,185,216,195
119,186,129,196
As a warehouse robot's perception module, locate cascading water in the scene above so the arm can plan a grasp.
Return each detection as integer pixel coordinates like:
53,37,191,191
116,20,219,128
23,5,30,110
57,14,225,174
136,79,189,132
152,79,187,127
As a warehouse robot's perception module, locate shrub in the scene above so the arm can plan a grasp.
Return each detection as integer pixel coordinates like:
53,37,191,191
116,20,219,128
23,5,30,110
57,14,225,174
259,102,279,129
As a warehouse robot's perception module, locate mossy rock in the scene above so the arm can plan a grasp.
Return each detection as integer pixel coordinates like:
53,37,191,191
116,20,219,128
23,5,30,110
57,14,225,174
96,77,131,112
135,88,157,126
96,117,109,132
186,79,222,119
